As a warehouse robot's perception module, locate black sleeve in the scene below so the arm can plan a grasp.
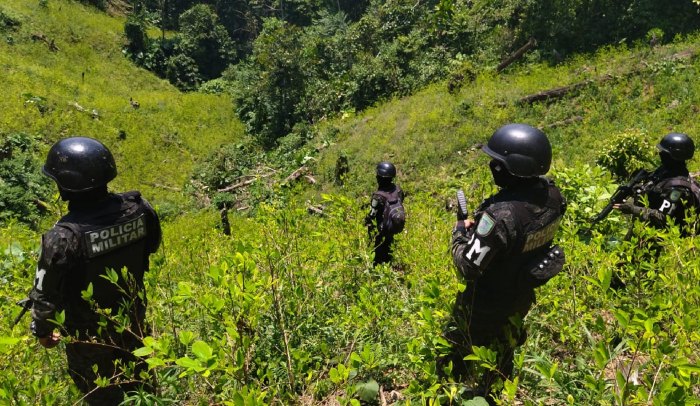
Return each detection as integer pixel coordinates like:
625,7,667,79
29,227,78,338
451,207,512,280
141,197,162,254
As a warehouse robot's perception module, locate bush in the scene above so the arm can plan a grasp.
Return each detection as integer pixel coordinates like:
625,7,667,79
188,143,264,210
595,129,655,181
165,52,200,91
124,14,148,55
0,133,53,227
178,4,236,80
0,8,21,32
229,18,306,149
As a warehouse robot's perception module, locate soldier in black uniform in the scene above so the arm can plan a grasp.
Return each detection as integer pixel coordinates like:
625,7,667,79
614,132,700,236
365,161,405,266
29,137,162,405
439,124,566,403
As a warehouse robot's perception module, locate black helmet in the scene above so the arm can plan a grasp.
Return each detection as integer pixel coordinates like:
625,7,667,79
43,137,117,192
657,132,694,161
482,123,551,177
376,161,396,178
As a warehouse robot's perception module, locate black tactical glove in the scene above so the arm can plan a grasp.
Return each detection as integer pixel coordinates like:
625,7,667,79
616,202,644,216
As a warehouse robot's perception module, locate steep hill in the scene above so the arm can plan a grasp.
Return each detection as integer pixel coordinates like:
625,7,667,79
0,0,244,207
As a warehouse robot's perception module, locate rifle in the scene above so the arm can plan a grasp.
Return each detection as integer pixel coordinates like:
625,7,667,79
11,297,32,328
589,169,650,227
456,190,469,221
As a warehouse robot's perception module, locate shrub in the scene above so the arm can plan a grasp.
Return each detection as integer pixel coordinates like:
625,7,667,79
0,133,53,227
595,129,655,181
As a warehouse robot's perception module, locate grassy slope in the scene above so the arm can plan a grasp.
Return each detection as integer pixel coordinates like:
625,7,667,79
311,41,700,206
0,0,244,207
1,1,700,404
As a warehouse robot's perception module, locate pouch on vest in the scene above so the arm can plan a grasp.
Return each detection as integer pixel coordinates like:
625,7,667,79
520,244,565,288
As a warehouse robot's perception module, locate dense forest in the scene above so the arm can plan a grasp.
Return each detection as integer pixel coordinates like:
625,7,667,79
1,0,700,404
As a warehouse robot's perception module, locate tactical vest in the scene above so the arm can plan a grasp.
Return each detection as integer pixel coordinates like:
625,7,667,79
467,179,566,326
56,192,151,333
647,176,700,207
641,175,700,235
509,181,566,255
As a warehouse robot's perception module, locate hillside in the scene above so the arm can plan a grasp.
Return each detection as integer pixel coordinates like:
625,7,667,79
0,0,244,208
2,1,700,405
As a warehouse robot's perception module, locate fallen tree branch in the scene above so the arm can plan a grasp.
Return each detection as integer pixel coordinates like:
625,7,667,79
217,178,257,192
31,32,59,52
518,74,613,105
306,204,324,216
143,182,181,192
284,166,308,183
544,115,584,129
518,81,591,104
217,171,275,192
497,38,537,73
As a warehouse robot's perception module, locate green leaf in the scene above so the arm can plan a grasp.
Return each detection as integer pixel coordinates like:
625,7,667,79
145,357,166,369
176,356,205,371
81,283,93,301
191,340,213,361
0,336,20,346
0,336,20,354
673,363,700,373
179,330,195,346
329,367,340,384
53,310,65,325
463,397,490,406
355,379,379,403
133,346,153,357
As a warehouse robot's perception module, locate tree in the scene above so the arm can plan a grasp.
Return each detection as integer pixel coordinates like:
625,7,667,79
230,18,306,148
178,4,236,80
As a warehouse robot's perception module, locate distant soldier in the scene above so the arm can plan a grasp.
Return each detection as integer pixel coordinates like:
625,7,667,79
614,132,700,236
29,137,161,405
439,124,566,403
364,161,405,266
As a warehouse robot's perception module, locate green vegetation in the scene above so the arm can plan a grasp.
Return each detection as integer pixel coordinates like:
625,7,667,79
0,0,243,209
1,0,700,405
126,0,700,149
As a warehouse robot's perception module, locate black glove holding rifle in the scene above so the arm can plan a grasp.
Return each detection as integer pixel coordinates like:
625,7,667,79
586,168,649,232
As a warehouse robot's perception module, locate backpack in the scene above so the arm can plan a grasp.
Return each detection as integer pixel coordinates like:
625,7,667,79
375,187,405,235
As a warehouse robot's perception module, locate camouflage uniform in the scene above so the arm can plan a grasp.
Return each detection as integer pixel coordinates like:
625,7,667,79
30,191,161,405
620,166,700,236
440,178,566,399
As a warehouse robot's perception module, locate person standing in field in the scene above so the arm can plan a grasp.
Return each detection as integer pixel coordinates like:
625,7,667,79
613,132,700,236
365,161,405,266
440,124,566,403
28,136,162,405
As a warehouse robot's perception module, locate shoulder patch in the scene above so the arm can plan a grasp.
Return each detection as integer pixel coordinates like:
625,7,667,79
476,213,496,236
669,189,682,202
